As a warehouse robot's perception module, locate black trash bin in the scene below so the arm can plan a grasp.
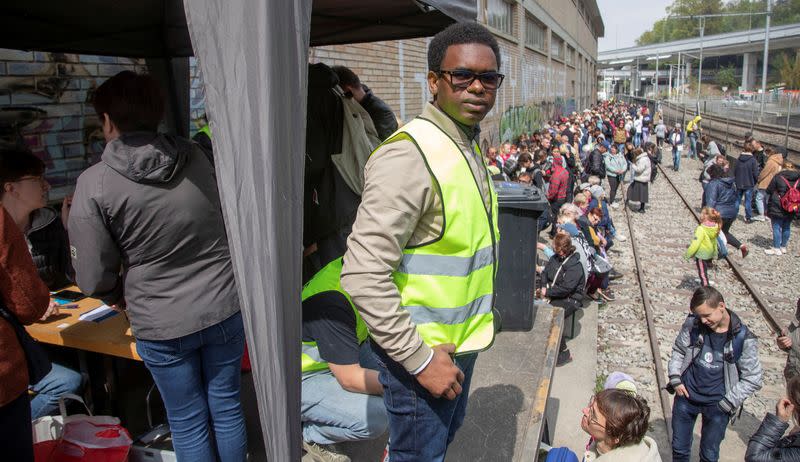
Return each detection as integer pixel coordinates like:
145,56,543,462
493,181,548,331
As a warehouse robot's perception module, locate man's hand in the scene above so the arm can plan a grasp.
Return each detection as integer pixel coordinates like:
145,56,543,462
777,397,795,423
415,344,464,400
778,329,793,351
674,384,690,398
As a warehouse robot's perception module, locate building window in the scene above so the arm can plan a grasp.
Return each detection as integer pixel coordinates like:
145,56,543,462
551,34,564,60
487,0,513,35
525,16,546,51
566,46,575,65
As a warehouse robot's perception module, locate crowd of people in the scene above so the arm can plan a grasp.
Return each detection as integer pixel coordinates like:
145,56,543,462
1,20,799,462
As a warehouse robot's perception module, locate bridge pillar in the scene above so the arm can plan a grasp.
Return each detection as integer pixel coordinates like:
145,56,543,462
742,52,758,92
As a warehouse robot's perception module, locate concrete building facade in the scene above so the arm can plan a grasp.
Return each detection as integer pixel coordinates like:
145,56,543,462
312,0,603,152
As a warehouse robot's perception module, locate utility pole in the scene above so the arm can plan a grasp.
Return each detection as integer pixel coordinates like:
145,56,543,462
759,0,772,119
697,17,705,101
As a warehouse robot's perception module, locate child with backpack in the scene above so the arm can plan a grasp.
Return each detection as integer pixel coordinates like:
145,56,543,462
685,207,723,287
765,161,800,255
667,287,763,462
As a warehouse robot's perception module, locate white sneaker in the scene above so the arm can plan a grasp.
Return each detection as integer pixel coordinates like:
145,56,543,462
610,202,619,210
615,234,627,242
765,248,782,255
781,247,788,254
752,215,766,222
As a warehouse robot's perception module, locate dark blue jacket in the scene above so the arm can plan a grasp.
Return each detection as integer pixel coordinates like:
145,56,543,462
734,153,760,190
704,177,739,219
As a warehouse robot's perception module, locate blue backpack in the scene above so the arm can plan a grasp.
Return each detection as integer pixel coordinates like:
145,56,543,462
546,447,579,462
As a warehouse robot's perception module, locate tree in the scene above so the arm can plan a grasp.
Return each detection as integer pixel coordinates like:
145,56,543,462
775,50,800,90
715,65,738,89
636,0,800,46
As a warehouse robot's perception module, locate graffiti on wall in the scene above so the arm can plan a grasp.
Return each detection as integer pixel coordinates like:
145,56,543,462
0,50,146,198
498,104,546,143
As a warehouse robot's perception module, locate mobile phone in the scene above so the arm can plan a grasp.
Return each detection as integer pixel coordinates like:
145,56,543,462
52,290,86,302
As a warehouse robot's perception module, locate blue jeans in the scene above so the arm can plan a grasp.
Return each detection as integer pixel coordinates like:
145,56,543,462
30,363,83,419
301,342,388,444
633,132,641,147
772,216,792,248
371,343,477,462
672,146,681,170
689,132,698,159
672,396,730,462
755,189,767,216
738,188,754,220
136,312,247,462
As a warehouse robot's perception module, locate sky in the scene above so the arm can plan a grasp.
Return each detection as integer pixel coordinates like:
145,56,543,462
596,0,674,52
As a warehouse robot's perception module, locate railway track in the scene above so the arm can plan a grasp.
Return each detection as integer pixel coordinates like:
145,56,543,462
603,152,792,460
659,102,800,165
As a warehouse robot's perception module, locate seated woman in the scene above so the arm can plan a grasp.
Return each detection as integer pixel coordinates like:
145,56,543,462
539,233,585,366
745,376,800,461
582,389,662,461
0,203,51,461
577,208,615,303
0,149,83,420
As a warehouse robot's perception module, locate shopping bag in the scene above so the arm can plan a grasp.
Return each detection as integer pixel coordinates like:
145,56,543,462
33,394,132,462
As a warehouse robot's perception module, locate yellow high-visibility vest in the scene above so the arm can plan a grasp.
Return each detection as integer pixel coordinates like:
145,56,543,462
379,117,499,354
301,258,369,375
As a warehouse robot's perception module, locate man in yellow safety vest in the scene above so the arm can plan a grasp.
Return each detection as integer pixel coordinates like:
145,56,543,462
300,258,387,461
341,22,502,460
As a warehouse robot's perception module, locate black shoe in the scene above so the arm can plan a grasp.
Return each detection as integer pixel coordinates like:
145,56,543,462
608,269,624,280
557,349,573,367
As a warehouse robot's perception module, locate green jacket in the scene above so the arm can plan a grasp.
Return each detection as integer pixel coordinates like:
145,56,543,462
685,223,719,261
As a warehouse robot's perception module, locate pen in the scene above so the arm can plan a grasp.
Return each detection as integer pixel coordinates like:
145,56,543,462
61,304,80,309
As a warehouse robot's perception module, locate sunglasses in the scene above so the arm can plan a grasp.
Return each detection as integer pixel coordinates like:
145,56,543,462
438,69,505,90
587,396,605,429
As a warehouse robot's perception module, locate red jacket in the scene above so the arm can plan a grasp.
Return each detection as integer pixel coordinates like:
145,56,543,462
547,162,570,202
0,207,50,406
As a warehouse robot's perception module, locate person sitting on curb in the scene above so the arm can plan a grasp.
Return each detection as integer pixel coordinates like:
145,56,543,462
581,389,662,461
301,257,388,460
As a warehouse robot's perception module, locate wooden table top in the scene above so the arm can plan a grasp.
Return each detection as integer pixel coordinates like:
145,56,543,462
26,287,140,361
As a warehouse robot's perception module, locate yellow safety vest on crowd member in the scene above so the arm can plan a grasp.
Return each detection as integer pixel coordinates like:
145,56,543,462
301,258,369,375
198,125,212,138
379,117,500,355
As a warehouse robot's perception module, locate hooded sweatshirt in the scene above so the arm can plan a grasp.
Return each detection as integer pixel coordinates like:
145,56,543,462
686,222,720,261
704,177,739,219
734,152,760,190
69,132,240,341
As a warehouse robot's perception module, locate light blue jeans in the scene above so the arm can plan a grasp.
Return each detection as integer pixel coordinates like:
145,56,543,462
301,342,388,445
30,363,83,419
755,189,767,216
136,312,247,462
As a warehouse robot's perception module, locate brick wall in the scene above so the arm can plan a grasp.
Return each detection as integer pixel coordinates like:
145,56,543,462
0,49,146,200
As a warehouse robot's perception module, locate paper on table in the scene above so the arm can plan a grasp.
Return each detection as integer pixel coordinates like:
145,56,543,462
78,305,118,323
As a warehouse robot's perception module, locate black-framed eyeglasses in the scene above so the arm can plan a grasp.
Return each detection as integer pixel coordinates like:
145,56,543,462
437,69,505,90
587,396,606,429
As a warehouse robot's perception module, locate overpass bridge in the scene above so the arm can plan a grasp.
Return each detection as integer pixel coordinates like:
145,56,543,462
597,23,800,95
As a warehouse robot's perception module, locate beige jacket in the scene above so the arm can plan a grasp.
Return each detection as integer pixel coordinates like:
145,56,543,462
757,152,783,189
340,103,493,372
583,436,663,462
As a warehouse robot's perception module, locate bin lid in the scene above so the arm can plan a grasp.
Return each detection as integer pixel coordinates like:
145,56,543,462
493,181,548,211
